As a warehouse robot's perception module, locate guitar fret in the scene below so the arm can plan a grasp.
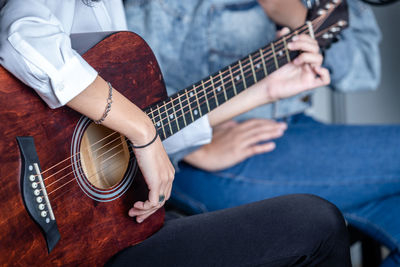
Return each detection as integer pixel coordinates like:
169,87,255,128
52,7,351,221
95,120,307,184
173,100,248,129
157,105,167,139
228,66,238,96
259,48,268,76
164,101,174,136
181,91,193,127
178,93,187,127
238,60,247,89
209,75,219,106
271,43,279,69
148,107,156,125
201,81,211,112
193,85,203,117
219,70,228,102
249,54,257,83
171,100,179,131
283,36,291,63
187,89,195,122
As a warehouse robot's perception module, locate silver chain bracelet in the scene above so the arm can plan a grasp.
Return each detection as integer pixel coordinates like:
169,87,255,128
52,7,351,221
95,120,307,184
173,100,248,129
94,81,113,124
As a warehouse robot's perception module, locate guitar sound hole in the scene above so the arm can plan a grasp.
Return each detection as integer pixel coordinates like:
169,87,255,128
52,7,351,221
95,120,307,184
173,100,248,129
79,123,130,190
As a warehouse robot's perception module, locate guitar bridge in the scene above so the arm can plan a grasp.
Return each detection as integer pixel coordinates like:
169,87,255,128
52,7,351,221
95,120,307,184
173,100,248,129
16,137,60,253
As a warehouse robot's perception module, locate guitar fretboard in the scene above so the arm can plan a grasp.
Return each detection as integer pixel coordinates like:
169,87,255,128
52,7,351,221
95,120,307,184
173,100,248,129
145,28,310,141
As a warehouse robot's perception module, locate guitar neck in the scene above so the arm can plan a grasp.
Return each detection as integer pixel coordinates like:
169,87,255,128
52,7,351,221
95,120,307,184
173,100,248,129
146,27,312,141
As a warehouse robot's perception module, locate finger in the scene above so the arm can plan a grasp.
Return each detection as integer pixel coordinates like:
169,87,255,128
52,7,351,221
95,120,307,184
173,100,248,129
241,121,287,139
238,119,285,132
287,38,319,54
132,201,145,210
148,186,161,208
136,209,160,223
290,34,318,45
292,52,323,66
164,182,172,201
140,197,158,210
129,206,158,218
312,66,331,86
276,27,290,38
244,142,276,158
164,174,173,200
244,128,285,147
214,120,238,131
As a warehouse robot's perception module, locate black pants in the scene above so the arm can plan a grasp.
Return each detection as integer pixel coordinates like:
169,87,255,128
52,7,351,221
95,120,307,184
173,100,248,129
106,194,351,267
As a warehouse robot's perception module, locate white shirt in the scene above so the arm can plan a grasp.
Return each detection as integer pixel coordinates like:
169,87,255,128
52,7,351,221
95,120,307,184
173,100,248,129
0,0,212,154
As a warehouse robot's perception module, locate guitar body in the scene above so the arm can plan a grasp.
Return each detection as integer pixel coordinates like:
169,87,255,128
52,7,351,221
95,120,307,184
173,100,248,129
0,32,165,266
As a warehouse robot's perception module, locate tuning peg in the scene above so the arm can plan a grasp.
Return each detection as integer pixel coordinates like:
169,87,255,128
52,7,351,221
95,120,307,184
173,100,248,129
330,27,340,33
338,20,347,27
325,3,332,9
317,9,326,15
322,33,334,39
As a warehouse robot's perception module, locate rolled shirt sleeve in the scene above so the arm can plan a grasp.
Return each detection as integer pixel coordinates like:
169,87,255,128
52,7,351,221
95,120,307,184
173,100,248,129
162,115,212,156
0,0,98,109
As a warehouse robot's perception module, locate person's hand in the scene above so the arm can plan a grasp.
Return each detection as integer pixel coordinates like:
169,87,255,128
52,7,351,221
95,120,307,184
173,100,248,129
261,33,330,102
128,135,175,223
257,0,307,29
184,119,287,171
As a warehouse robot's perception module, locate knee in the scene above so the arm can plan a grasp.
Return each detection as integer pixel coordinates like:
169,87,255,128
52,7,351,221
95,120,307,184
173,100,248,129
292,194,349,245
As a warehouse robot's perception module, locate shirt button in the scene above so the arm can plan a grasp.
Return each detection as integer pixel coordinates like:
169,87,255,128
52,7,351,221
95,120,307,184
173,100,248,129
57,84,64,91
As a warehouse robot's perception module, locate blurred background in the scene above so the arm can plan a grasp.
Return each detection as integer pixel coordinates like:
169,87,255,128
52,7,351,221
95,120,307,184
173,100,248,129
309,1,400,124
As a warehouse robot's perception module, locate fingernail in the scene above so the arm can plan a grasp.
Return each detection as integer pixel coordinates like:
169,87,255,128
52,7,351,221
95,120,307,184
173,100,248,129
137,218,143,223
292,36,298,41
287,43,293,50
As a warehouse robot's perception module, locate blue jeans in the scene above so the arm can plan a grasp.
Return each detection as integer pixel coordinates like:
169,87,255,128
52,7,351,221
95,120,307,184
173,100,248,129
170,114,400,266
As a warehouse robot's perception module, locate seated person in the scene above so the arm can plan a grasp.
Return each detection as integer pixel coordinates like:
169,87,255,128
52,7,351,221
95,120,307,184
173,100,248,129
125,0,400,266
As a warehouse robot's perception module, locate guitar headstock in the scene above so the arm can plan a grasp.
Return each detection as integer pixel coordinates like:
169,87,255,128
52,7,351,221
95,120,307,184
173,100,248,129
307,0,349,49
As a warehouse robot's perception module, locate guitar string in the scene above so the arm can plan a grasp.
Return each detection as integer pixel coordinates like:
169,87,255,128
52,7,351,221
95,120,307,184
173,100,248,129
48,142,129,198
145,25,317,125
50,151,137,208
48,18,340,212
38,25,308,179
45,137,126,189
38,7,333,179
146,14,330,127
145,24,311,117
39,20,330,188
39,28,307,185
42,131,122,181
38,13,332,181
146,10,332,118
43,43,300,196
145,12,330,117
42,44,295,195
43,26,338,200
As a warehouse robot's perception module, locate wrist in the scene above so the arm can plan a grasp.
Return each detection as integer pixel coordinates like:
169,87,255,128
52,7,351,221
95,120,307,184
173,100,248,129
252,78,277,104
288,5,307,29
126,115,157,145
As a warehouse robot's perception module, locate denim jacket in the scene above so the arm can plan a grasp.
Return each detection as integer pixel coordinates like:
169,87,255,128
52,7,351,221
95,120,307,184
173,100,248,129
125,0,380,118
124,0,381,161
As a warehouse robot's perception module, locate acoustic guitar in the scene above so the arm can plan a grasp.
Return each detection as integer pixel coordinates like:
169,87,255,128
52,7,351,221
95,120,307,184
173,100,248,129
0,0,348,265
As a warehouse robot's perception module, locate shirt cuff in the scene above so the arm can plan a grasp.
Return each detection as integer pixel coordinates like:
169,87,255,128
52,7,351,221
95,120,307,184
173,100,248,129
54,55,98,106
162,115,212,155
